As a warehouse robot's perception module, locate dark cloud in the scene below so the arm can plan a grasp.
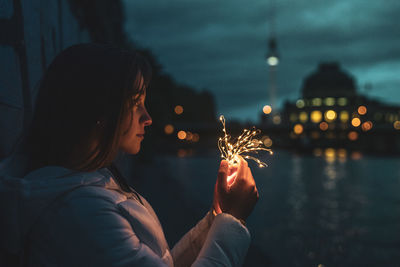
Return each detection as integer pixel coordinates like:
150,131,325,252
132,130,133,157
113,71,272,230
123,0,400,122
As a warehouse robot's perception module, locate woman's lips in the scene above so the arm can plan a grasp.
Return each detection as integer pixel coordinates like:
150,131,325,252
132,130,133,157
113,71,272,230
137,134,144,139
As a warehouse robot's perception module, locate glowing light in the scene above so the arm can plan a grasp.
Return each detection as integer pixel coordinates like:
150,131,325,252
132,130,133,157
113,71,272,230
262,136,273,147
192,133,200,142
185,132,193,141
272,115,281,124
339,111,349,123
357,106,367,115
310,110,322,123
177,131,187,140
174,105,184,115
296,99,305,108
312,98,322,106
394,121,400,130
319,122,329,131
325,148,336,162
164,124,174,135
361,121,373,131
263,105,272,114
324,97,335,106
351,118,361,127
293,124,304,135
218,115,273,168
299,112,308,123
324,110,337,122
338,97,348,106
348,131,358,141
337,149,347,159
267,56,279,66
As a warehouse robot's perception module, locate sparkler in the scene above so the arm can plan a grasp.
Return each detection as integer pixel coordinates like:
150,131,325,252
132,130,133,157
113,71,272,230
218,115,273,168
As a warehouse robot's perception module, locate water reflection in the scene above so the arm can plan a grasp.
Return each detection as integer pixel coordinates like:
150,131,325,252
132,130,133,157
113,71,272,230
153,150,400,266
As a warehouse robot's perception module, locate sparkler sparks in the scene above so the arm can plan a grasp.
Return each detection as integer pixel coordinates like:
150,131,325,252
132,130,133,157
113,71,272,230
218,115,273,167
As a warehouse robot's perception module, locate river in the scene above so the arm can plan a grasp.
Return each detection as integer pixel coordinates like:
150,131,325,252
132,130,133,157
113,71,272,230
132,149,400,266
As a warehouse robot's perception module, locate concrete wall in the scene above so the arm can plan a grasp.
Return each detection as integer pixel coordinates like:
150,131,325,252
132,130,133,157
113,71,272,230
0,0,90,158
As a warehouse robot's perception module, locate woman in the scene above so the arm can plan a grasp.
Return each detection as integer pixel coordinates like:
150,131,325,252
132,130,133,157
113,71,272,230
0,44,259,266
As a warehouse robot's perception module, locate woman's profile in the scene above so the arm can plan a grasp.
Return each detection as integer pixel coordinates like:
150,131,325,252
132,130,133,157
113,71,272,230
0,43,259,267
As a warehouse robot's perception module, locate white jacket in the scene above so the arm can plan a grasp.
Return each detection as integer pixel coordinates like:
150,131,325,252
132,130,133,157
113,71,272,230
0,166,250,266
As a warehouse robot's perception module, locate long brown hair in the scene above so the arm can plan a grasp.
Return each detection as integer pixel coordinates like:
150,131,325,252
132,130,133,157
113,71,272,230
24,43,152,172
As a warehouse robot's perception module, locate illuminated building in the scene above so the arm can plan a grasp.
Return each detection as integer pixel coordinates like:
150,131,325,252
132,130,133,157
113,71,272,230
260,62,400,154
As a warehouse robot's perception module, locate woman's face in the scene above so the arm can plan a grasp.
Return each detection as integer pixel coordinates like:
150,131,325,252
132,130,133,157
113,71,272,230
119,92,152,154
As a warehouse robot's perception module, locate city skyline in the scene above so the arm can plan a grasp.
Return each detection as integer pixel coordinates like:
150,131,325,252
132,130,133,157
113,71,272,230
124,0,400,122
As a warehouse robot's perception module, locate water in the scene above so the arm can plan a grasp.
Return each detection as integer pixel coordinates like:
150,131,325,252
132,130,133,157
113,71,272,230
136,150,400,266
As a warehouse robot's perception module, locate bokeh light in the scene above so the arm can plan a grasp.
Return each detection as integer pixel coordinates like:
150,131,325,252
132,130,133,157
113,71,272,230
324,110,337,122
361,121,373,131
299,112,308,123
394,121,400,130
319,122,329,131
174,105,184,115
348,131,358,141
358,105,367,115
177,130,186,140
296,99,305,108
293,124,304,135
164,124,174,135
311,110,322,123
351,118,361,127
263,105,272,114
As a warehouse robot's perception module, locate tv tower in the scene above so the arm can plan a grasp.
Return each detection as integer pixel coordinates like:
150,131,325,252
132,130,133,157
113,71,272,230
265,0,279,115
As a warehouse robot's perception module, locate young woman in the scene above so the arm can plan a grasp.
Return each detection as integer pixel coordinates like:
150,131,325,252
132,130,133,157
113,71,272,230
0,44,259,266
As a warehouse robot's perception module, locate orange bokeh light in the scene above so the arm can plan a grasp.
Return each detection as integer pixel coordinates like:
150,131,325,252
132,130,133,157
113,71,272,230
177,130,187,140
351,118,361,127
174,105,184,115
319,122,329,131
293,124,304,135
394,121,400,130
357,106,367,115
263,105,272,114
164,124,174,135
361,121,373,131
348,131,358,141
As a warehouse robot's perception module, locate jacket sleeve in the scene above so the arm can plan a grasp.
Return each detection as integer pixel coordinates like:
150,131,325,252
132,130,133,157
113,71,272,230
30,192,170,267
172,212,250,267
171,212,214,267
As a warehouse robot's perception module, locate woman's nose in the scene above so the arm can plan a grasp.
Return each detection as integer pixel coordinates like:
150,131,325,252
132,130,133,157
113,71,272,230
142,108,152,126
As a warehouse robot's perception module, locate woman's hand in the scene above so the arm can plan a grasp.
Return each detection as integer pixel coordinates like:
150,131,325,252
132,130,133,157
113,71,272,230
212,157,259,222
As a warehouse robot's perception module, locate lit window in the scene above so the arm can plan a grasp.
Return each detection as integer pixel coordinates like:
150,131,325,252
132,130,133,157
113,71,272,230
338,97,348,106
339,111,349,123
290,113,298,122
312,98,322,106
296,99,305,108
324,110,337,122
310,110,322,123
324,97,335,106
299,112,308,123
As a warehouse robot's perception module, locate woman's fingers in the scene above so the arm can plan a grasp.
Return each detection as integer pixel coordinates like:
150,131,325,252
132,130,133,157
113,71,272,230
217,160,229,190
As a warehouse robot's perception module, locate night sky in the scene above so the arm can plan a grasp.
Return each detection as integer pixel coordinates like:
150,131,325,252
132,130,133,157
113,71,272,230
123,0,400,122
